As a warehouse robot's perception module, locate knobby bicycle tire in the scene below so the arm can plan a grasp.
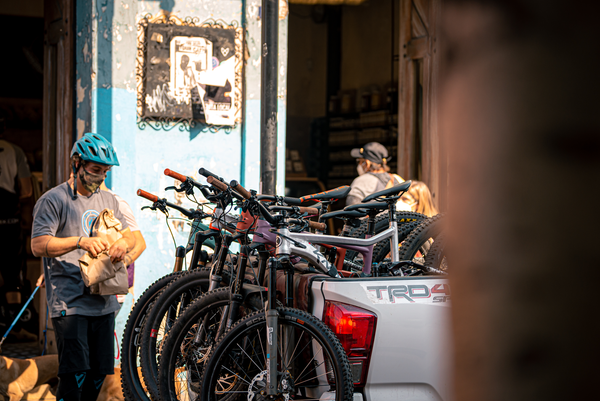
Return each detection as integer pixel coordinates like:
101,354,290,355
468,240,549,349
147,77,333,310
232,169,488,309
397,214,446,266
140,268,220,401
342,211,426,262
200,307,354,401
120,271,183,401
424,231,447,271
157,287,240,401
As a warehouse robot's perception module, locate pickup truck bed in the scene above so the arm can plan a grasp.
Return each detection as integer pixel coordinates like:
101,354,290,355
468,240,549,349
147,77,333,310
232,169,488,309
310,276,452,401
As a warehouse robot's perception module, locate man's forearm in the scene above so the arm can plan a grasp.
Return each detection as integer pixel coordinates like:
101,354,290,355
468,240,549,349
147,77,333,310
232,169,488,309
32,236,79,258
124,231,146,266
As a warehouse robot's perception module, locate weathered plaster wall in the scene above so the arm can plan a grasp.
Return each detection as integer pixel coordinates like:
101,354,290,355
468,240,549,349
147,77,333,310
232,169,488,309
75,0,288,363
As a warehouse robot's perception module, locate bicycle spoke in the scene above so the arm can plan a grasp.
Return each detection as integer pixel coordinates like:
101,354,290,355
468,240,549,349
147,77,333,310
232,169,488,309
294,344,326,384
294,369,335,387
256,327,267,367
281,329,305,372
237,342,264,372
220,364,252,386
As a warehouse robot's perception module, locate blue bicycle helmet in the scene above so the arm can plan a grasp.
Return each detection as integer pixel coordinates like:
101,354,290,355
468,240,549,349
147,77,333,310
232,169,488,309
71,133,120,166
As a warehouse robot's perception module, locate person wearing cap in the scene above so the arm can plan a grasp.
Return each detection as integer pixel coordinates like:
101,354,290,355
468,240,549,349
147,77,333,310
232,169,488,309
347,142,410,208
31,133,134,401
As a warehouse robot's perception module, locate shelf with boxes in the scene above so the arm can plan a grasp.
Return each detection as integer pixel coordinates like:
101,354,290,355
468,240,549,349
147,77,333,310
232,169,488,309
327,110,398,185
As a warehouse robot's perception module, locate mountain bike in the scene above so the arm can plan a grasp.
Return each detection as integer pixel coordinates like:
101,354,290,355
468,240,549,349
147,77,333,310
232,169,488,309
158,179,445,400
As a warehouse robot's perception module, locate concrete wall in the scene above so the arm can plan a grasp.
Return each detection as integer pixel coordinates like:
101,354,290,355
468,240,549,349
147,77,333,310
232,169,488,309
75,0,288,363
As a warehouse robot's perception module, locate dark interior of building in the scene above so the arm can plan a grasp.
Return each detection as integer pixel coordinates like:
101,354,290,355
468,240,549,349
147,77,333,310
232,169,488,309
285,0,401,224
0,2,45,353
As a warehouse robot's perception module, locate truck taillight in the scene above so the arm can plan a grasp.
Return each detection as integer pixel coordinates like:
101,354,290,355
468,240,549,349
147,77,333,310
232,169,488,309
323,301,377,387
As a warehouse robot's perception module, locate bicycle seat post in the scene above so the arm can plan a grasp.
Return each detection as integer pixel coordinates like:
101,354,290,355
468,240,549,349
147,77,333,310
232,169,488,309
388,200,400,264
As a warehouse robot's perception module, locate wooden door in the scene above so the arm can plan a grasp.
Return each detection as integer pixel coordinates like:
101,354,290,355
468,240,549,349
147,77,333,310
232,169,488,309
43,0,74,191
39,0,74,354
397,0,443,208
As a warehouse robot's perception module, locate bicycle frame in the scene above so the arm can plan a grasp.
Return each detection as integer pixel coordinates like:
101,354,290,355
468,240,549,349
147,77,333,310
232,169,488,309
252,218,400,276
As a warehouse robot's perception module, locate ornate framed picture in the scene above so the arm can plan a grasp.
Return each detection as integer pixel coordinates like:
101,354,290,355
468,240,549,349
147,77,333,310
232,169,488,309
137,14,243,130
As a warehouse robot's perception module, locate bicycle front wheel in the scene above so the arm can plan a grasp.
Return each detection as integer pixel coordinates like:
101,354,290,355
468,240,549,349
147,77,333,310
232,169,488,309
201,307,354,401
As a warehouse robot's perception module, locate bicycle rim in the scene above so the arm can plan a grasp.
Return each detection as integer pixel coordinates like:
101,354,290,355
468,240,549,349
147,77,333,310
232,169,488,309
201,308,353,401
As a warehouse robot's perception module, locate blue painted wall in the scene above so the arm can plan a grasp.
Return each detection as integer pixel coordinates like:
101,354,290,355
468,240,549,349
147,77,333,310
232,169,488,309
76,0,288,364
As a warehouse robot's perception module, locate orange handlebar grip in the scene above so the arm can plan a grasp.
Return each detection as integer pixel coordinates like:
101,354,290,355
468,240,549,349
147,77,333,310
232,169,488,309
164,169,187,182
137,189,158,202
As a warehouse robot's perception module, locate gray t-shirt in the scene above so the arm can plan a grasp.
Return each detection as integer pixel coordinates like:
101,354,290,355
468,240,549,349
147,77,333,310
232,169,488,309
32,182,129,318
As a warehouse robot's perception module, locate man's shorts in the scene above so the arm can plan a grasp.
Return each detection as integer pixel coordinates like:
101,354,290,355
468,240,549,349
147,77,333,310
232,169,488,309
52,313,115,375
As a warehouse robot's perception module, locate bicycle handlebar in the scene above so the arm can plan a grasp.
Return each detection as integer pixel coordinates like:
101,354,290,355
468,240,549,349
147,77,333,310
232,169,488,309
298,207,319,215
207,176,228,192
164,168,187,183
137,189,199,219
198,168,225,183
307,220,327,231
230,180,251,199
257,201,277,226
256,195,302,206
137,189,158,202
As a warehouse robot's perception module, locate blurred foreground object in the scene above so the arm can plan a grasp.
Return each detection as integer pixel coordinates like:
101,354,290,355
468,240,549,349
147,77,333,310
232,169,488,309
443,1,600,401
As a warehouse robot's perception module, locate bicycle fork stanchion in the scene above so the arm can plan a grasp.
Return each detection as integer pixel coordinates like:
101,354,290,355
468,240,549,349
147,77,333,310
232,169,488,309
226,244,250,329
195,234,233,344
266,257,279,396
173,246,186,272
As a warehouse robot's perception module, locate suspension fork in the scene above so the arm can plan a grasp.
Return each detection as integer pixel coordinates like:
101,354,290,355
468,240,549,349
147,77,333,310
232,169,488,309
165,246,187,330
173,246,186,272
217,243,250,338
188,231,203,271
283,257,295,308
266,256,279,396
193,234,234,345
209,234,233,292
256,249,270,287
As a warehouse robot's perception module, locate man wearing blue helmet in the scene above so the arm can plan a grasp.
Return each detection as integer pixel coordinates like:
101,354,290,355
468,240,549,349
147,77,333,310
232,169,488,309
31,133,134,401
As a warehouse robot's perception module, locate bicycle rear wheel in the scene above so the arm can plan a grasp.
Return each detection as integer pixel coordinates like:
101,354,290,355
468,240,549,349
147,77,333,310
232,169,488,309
201,307,354,401
397,214,446,268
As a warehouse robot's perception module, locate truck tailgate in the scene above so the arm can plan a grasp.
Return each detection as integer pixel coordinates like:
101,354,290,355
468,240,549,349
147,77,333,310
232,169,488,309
311,276,452,401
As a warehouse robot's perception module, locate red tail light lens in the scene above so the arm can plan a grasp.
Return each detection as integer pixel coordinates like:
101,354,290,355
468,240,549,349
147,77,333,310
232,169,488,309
323,301,377,387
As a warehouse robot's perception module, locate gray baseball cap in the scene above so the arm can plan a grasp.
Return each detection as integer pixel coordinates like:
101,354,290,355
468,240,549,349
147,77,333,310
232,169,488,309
350,142,390,164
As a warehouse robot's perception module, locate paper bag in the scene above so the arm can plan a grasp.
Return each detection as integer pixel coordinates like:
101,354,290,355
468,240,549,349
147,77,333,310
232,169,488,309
89,264,128,295
79,208,128,295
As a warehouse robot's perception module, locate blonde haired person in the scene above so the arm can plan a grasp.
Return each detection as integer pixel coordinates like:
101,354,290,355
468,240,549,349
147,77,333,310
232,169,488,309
400,180,439,217
346,142,410,210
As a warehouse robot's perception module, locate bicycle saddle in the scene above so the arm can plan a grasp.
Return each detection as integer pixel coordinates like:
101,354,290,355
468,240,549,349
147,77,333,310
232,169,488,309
362,181,412,202
345,202,388,212
299,186,351,203
319,209,366,222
